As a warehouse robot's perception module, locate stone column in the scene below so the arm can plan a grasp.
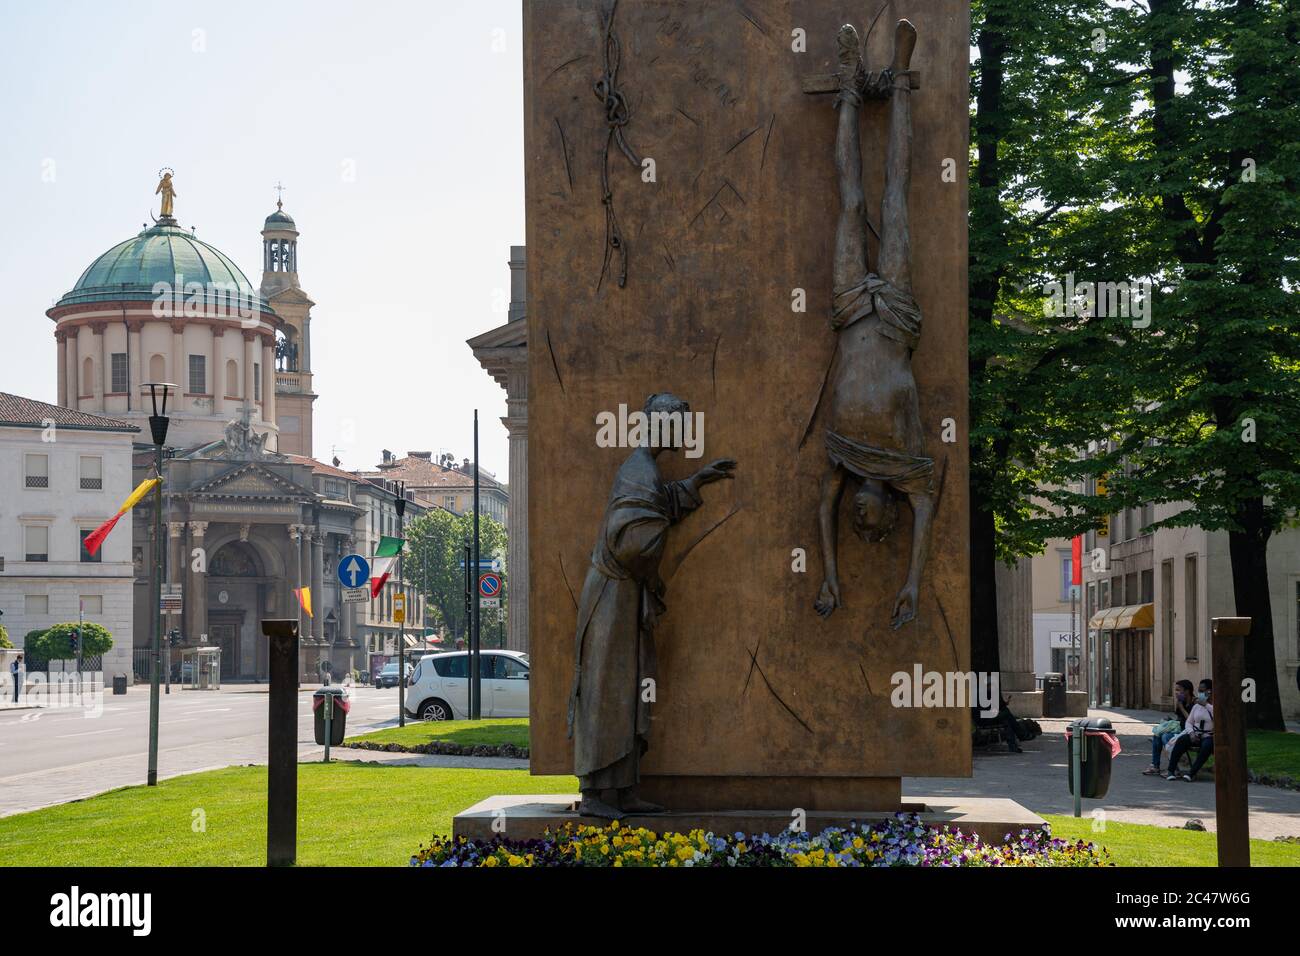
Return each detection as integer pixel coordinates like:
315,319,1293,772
311,530,325,645
66,329,79,410
996,556,1040,713
261,338,276,428
171,321,186,394
127,320,143,410
503,363,528,653
188,522,208,643
288,524,305,635
242,331,257,411
91,324,106,410
55,331,67,406
167,522,186,640
211,327,226,416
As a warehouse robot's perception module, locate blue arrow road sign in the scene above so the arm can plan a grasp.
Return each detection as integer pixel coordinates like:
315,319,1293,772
338,554,370,589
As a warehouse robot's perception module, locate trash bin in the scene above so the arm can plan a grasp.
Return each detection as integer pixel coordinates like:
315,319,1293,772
1042,672,1066,718
1066,717,1115,799
113,675,128,695
313,686,351,746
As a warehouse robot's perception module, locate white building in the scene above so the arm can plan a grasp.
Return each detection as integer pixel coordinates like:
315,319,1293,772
0,393,139,678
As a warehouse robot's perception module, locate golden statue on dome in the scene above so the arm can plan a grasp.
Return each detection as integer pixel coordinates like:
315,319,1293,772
155,168,177,219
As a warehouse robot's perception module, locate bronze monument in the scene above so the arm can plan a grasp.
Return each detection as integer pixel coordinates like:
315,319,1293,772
568,393,736,818
814,19,934,630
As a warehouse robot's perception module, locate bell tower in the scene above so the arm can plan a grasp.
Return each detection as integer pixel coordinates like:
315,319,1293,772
260,186,317,457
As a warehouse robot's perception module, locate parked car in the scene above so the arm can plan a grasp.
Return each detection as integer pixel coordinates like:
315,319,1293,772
404,650,530,721
376,661,413,688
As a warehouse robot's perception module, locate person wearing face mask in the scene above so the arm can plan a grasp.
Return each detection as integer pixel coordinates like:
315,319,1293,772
1144,679,1195,776
1166,679,1214,781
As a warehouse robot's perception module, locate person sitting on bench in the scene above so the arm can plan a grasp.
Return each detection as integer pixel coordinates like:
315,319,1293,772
1166,679,1213,782
1144,679,1194,775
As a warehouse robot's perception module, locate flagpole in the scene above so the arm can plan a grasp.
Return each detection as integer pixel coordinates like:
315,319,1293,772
472,411,482,720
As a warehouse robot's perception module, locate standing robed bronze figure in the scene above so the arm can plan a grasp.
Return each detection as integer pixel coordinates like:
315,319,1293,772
568,393,736,818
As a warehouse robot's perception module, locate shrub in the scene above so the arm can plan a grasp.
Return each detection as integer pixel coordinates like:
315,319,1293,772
411,814,1111,868
32,622,113,659
0,625,11,649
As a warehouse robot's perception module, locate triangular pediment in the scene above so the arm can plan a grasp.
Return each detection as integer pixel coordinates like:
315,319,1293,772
267,286,315,308
190,462,312,500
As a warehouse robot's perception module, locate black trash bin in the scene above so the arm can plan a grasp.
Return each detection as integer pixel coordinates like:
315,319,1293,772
1066,717,1114,799
112,675,128,695
313,686,350,746
1042,672,1066,718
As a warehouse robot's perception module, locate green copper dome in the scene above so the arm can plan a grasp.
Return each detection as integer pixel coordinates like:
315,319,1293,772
56,223,271,312
264,208,296,228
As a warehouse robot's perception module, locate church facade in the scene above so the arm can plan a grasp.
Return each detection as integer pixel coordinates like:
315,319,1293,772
47,179,363,680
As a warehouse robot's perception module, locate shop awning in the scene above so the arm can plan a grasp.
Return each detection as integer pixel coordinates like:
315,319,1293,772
1088,604,1155,630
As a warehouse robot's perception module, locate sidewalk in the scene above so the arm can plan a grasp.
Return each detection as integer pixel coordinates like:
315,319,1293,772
906,708,1300,839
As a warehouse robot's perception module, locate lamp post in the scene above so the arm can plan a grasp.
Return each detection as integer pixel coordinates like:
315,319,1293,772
143,382,175,787
471,411,481,720
395,481,406,728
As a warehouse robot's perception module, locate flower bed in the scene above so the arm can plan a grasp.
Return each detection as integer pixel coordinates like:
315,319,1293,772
411,813,1111,867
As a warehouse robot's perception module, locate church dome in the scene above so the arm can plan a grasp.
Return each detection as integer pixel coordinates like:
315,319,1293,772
56,223,271,311
264,207,296,228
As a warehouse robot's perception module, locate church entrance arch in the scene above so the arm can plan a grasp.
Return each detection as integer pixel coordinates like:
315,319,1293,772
208,539,271,680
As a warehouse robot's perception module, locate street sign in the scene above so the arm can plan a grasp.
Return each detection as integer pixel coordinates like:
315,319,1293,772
343,588,369,604
160,593,183,614
478,572,502,599
480,597,500,609
393,592,406,624
459,557,503,572
338,554,370,590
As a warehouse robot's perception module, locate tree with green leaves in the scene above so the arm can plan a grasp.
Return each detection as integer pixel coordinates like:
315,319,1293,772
404,509,507,645
0,625,12,650
33,622,114,659
1073,0,1300,729
969,0,1133,673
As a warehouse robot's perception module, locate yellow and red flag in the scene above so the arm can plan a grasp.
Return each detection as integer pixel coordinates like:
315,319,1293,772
84,478,160,556
294,587,313,619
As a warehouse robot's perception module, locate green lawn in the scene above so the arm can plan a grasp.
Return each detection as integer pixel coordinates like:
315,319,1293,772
1044,815,1300,867
4,762,1298,867
344,717,530,750
0,764,576,867
1245,730,1300,779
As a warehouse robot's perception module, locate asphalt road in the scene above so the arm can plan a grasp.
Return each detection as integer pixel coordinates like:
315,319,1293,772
0,682,406,816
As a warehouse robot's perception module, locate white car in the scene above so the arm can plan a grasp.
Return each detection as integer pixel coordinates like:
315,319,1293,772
404,650,530,721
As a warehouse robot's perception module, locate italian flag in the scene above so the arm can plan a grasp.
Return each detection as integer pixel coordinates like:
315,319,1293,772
370,536,405,598
84,478,160,556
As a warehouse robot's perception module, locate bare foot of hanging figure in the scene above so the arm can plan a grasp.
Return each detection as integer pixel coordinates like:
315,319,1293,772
814,19,934,630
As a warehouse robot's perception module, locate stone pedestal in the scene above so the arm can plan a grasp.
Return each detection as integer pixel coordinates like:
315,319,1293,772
453,794,1045,847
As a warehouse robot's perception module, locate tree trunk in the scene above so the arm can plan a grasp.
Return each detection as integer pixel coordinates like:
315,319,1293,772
1226,501,1285,730
968,3,1008,679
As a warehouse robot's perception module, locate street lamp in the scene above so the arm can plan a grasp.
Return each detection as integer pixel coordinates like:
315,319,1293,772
395,481,406,728
143,382,175,786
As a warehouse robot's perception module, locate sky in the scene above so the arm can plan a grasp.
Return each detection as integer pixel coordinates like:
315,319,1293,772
0,0,523,478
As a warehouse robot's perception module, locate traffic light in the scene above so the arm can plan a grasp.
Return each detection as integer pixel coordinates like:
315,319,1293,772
68,630,79,655
167,629,182,648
